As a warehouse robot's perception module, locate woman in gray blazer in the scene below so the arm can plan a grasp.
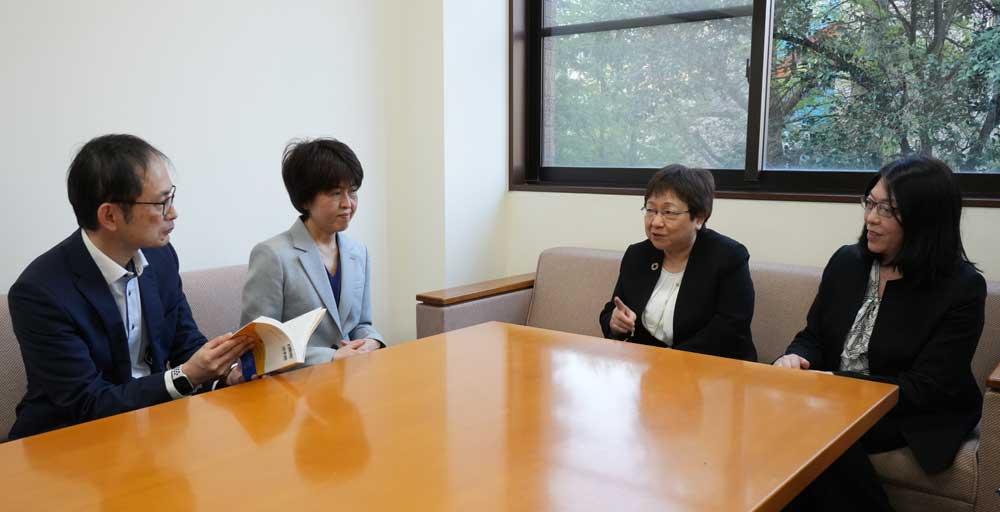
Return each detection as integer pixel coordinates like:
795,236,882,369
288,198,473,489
241,138,383,366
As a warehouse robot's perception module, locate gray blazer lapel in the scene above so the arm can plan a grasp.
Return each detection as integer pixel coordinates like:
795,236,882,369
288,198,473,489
290,220,343,334
337,233,361,322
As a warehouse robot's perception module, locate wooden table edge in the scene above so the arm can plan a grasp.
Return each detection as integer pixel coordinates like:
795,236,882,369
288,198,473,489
751,382,900,512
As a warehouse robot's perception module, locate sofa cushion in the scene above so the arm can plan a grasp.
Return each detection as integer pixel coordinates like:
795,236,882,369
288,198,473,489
526,247,622,338
870,434,978,504
883,483,974,512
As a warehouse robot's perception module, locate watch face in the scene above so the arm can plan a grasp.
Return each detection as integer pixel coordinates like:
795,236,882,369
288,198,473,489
172,368,194,395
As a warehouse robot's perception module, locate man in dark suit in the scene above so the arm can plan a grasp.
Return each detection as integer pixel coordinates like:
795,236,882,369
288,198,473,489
8,134,253,439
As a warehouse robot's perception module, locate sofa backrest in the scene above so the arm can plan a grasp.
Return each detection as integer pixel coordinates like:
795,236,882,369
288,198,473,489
751,265,1000,393
748,261,823,364
181,264,248,339
526,247,622,338
0,264,248,442
0,295,26,441
527,246,1000,391
975,282,1000,392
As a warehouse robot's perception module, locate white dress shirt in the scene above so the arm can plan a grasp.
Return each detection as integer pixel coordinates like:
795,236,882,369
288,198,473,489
81,231,185,399
641,268,684,346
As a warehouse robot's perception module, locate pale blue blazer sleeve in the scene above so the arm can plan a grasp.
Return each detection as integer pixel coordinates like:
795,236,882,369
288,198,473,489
240,242,283,327
349,245,382,342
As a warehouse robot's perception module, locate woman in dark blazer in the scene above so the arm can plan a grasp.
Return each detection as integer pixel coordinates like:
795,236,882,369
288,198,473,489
599,164,756,361
776,156,986,511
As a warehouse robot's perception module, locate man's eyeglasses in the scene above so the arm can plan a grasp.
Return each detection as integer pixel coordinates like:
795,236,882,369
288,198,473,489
860,196,898,219
641,206,689,220
118,185,176,219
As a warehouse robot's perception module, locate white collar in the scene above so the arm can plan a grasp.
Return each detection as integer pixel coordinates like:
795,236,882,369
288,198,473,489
81,230,149,285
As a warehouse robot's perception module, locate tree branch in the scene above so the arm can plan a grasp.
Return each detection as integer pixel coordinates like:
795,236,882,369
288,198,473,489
965,92,1000,169
775,32,880,90
888,0,913,34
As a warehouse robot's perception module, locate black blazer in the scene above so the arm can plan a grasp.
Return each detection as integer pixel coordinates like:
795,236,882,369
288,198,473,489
599,228,756,361
8,231,207,439
786,244,985,474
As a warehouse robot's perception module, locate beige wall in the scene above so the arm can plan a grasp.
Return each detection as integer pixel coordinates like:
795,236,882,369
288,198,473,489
381,0,447,342
503,192,1000,282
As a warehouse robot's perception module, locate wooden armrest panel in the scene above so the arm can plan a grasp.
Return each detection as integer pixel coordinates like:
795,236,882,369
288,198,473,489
990,361,1000,391
416,273,535,306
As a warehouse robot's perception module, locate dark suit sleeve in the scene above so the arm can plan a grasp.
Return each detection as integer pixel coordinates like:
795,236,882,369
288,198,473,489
673,245,755,360
10,281,171,424
167,285,205,366
164,245,206,366
784,250,842,368
836,272,986,415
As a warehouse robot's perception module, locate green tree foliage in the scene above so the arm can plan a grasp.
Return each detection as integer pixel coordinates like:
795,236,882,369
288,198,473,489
544,1,751,168
544,0,1000,172
768,0,1000,171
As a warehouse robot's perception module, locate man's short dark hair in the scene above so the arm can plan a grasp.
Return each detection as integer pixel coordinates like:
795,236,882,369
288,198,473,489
67,134,169,230
281,138,364,218
644,164,715,223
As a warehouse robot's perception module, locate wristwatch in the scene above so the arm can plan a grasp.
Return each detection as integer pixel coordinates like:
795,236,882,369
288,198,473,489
170,366,195,396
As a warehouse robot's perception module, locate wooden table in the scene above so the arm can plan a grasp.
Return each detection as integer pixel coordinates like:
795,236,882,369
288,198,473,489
0,322,897,511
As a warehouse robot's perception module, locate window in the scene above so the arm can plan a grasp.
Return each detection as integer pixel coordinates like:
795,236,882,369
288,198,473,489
511,0,1000,203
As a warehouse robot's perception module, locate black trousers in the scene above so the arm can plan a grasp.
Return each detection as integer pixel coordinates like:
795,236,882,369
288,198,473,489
785,418,906,512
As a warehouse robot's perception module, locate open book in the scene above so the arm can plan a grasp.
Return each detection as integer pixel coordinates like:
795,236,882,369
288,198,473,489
236,307,326,377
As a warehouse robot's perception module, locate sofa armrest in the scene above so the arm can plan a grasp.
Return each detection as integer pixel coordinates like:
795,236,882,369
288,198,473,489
976,360,1000,510
976,385,1000,511
989,361,1000,391
416,273,535,306
415,274,535,338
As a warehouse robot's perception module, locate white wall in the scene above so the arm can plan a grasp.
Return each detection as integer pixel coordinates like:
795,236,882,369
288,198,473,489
381,0,447,342
0,0,391,333
377,0,509,341
3,0,998,345
442,0,508,286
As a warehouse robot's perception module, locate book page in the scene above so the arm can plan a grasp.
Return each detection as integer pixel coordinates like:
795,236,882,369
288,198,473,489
280,307,326,363
235,308,326,376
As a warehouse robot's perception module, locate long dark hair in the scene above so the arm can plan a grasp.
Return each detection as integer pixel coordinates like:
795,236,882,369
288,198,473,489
858,156,975,287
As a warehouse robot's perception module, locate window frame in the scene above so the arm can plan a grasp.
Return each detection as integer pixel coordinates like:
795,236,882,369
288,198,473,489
509,0,1000,206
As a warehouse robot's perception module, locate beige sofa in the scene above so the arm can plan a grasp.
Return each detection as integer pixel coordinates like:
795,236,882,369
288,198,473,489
0,264,248,442
416,247,1000,512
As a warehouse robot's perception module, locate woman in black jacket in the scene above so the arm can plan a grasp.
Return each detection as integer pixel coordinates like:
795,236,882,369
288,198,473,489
599,164,756,361
776,156,986,511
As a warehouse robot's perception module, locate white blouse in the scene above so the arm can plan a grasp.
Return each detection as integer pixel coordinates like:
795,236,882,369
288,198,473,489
642,268,684,346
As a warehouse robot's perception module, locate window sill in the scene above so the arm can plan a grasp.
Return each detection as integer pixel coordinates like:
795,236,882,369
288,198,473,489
509,182,1000,207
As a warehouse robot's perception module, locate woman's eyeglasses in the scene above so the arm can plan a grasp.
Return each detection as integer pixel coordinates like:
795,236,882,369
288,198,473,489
641,206,689,220
860,196,897,218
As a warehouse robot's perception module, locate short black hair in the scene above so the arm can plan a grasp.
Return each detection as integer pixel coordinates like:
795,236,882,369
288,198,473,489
643,164,715,223
281,138,364,218
66,134,168,230
858,156,974,287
